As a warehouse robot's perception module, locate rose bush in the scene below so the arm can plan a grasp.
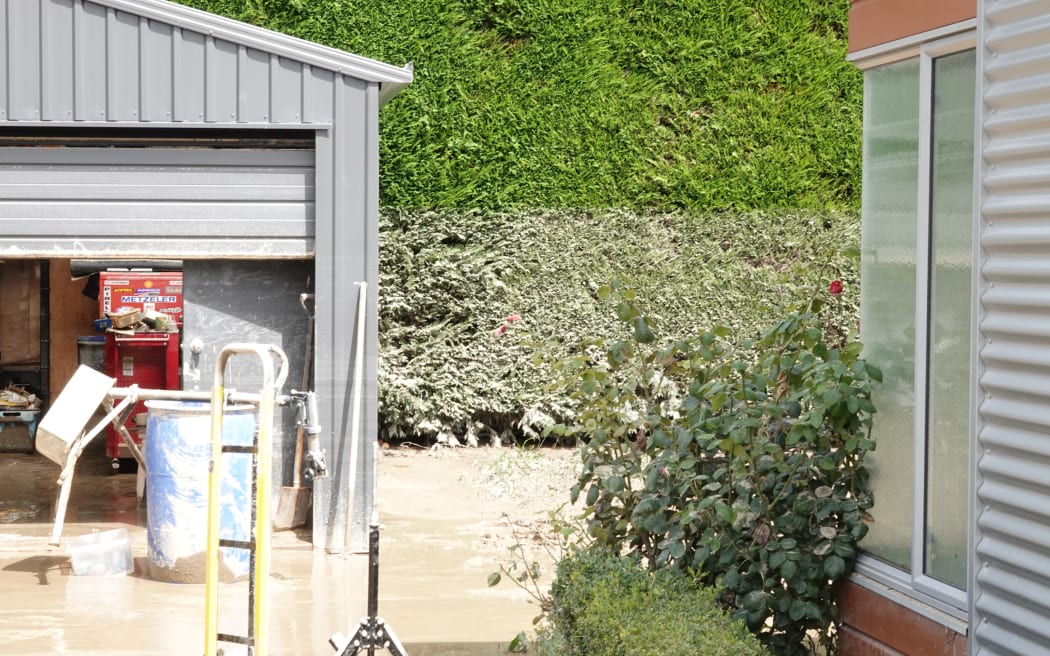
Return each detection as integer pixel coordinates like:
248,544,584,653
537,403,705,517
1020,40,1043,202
546,275,879,655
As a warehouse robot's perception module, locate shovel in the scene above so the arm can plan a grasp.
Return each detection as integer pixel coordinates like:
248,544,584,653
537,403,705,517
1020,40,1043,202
274,422,310,529
275,292,315,530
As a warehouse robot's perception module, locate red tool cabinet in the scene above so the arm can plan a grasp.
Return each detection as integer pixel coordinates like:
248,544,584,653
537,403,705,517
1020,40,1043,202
103,328,181,463
97,271,183,466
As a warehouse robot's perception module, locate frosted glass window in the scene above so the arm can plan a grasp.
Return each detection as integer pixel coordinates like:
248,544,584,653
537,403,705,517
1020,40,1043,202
860,57,920,571
925,49,975,589
859,45,975,598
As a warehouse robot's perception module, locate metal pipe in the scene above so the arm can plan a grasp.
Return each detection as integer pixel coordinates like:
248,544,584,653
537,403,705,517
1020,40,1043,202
68,260,183,277
106,386,293,407
366,523,380,656
39,259,50,407
344,282,368,553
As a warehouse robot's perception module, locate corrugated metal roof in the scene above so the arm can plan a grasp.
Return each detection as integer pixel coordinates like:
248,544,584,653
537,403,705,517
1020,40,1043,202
99,0,412,95
0,0,412,124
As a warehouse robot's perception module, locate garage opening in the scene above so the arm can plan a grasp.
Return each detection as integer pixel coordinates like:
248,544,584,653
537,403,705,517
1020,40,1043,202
1,256,313,532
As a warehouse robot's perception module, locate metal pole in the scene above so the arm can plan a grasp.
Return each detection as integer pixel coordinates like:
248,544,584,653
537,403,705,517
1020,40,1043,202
106,386,292,406
203,365,225,656
366,524,380,656
253,345,281,656
345,282,368,554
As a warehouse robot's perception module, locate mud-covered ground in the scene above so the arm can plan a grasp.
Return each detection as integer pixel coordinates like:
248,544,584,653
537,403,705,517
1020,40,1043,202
380,443,579,519
0,442,583,654
377,443,582,563
369,442,586,649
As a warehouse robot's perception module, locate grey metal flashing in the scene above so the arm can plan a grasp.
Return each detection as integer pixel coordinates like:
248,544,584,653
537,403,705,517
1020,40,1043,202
349,79,382,554
968,8,987,650
86,0,412,100
311,114,336,553
965,143,981,656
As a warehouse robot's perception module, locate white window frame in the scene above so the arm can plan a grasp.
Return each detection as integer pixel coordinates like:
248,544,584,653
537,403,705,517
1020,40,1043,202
849,22,979,625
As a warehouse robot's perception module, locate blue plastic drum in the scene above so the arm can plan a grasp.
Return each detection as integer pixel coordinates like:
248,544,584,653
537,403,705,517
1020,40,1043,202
144,401,256,583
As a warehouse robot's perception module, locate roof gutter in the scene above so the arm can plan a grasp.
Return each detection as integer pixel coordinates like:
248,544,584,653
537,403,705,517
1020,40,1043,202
379,63,414,107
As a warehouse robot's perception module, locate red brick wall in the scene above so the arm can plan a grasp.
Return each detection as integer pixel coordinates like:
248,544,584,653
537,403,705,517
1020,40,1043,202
848,0,975,53
839,581,967,656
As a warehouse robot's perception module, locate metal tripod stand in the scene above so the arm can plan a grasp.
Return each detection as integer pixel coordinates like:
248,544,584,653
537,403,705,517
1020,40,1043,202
329,521,409,656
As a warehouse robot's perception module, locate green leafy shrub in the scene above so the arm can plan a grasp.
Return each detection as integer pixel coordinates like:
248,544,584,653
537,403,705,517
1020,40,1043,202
549,277,879,655
548,546,769,656
177,0,861,211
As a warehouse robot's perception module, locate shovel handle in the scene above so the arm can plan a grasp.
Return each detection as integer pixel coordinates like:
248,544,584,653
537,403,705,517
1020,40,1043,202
293,424,305,487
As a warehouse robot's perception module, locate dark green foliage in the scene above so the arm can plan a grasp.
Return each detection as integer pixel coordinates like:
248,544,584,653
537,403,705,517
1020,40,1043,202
378,207,859,442
175,0,861,211
550,279,878,654
546,546,769,656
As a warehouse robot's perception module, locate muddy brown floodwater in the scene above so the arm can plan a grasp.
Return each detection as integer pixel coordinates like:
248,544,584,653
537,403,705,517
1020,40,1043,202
0,437,580,655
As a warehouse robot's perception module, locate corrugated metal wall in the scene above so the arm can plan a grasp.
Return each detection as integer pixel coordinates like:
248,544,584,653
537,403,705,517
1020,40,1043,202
0,0,336,258
0,0,409,551
0,0,339,125
0,146,314,257
973,1,1050,654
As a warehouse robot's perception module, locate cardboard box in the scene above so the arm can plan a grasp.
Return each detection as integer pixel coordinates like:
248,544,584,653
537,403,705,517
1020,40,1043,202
0,261,41,366
36,365,115,466
106,308,142,329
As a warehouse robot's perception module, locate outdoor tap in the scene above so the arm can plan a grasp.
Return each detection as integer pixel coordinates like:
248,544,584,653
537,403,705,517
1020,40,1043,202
303,445,327,480
184,336,205,390
302,391,328,480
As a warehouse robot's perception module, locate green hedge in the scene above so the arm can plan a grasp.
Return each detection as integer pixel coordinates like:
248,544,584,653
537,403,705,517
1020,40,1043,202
378,207,859,442
174,1,864,441
546,547,769,656
177,0,861,211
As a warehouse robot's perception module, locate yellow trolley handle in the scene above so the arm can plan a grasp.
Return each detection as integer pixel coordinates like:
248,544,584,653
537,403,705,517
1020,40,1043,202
204,344,289,656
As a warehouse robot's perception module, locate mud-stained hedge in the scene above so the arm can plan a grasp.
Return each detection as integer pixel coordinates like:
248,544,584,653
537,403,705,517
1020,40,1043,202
378,208,859,443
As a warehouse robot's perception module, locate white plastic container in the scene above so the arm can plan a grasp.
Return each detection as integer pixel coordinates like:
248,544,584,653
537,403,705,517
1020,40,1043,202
35,365,116,466
66,528,134,576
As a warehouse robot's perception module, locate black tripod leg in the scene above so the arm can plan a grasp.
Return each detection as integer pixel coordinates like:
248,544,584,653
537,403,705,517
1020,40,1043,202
330,524,410,655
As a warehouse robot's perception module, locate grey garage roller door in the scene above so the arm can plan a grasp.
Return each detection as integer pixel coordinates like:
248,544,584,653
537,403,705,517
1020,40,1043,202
0,139,315,258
